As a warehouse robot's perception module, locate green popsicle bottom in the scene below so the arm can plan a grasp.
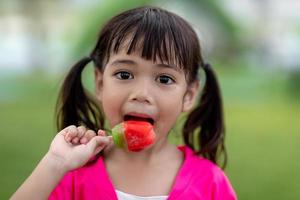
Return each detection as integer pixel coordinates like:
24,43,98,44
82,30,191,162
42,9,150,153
111,123,126,148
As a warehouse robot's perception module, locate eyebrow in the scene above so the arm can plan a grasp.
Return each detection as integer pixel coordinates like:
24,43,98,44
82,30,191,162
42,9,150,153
110,59,180,71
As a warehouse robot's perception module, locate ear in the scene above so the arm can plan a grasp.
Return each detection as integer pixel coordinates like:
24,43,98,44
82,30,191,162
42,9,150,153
182,81,200,112
94,68,103,101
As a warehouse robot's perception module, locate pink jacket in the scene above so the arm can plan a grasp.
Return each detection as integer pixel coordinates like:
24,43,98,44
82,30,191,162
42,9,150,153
49,146,237,200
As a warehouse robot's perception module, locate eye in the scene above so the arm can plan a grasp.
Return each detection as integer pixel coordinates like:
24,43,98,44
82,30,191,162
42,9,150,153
156,75,175,85
114,71,133,80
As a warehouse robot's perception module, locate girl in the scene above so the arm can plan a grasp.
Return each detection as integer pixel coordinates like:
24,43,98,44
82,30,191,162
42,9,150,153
11,6,237,200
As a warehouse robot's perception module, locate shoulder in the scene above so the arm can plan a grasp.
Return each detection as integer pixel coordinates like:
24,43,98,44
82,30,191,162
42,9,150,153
178,146,237,199
54,155,104,180
64,155,110,184
179,145,224,177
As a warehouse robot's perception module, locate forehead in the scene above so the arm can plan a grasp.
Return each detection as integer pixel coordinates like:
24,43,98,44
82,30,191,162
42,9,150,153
107,49,183,73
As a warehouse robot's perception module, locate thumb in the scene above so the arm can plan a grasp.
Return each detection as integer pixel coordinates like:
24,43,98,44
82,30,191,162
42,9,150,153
86,136,112,156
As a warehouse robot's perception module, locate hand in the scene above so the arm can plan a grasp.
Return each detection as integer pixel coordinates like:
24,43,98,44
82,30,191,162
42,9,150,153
47,125,112,172
65,125,107,145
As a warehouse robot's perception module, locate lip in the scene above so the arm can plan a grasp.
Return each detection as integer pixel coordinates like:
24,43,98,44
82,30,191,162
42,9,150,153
125,112,153,119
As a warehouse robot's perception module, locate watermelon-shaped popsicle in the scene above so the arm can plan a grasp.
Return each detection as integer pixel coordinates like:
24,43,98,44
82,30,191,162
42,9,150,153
111,120,156,152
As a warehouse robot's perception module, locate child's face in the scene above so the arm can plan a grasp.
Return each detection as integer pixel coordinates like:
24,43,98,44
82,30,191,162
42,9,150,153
95,48,198,140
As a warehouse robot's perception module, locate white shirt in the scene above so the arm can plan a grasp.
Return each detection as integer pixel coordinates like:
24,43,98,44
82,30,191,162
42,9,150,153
116,190,168,200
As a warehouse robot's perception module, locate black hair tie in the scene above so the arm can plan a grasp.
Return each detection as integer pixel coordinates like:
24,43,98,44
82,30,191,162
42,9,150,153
203,63,211,70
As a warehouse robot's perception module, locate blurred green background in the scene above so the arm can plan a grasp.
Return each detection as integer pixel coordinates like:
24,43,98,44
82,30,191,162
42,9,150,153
1,0,300,199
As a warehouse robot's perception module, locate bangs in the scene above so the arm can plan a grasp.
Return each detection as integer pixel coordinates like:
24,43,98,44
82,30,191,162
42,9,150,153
105,7,199,70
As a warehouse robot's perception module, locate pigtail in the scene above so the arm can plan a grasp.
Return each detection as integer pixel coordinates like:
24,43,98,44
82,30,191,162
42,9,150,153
183,63,227,168
56,57,104,132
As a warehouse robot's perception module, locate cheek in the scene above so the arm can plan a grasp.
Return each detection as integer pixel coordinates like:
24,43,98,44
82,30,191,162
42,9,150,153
161,99,183,122
155,91,185,132
159,89,185,113
100,84,124,127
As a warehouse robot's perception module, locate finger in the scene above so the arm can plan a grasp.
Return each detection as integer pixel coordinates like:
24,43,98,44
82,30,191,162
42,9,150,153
65,125,79,142
86,136,112,156
72,137,80,144
97,130,107,136
94,136,113,154
71,126,86,144
59,125,76,137
80,130,96,144
77,126,86,138
94,136,112,153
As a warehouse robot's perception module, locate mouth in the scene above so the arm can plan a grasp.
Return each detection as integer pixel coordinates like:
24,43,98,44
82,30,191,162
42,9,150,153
124,114,155,125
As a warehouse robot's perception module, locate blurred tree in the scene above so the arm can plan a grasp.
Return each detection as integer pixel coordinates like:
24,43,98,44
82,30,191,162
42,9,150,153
0,0,61,71
190,0,241,60
18,0,47,71
70,0,149,58
69,0,241,63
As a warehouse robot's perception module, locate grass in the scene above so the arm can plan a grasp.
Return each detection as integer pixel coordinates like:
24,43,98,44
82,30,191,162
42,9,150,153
226,102,300,199
0,73,59,198
0,67,300,199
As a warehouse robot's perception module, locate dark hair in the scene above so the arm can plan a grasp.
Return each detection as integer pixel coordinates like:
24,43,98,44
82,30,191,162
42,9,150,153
56,6,227,168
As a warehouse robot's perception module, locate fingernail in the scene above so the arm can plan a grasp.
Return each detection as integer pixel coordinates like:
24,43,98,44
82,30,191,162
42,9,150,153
98,130,106,136
66,134,71,142
81,137,87,144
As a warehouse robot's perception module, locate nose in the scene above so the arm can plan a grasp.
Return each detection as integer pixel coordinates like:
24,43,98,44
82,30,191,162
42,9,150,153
129,79,153,104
